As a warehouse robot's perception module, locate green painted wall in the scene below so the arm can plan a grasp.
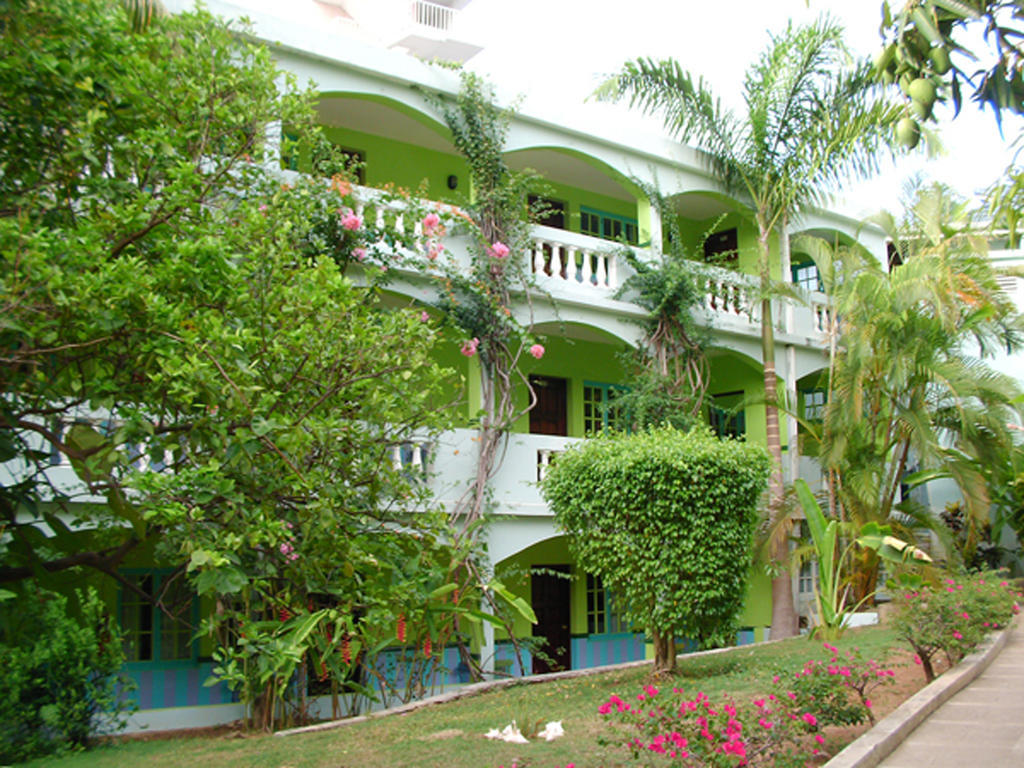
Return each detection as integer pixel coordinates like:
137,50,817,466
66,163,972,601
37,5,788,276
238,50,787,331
530,178,638,238
321,125,471,206
509,333,631,436
494,536,582,641
707,352,767,447
675,212,782,280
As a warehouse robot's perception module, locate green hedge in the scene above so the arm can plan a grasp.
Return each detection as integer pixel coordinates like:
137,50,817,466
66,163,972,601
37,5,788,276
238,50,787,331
542,426,770,651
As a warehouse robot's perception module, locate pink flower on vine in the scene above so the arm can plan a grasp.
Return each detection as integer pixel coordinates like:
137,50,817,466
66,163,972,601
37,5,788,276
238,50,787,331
353,247,367,261
803,712,817,726
340,210,362,231
419,310,430,323
428,242,444,260
460,337,480,357
488,241,510,259
529,344,545,360
422,212,440,233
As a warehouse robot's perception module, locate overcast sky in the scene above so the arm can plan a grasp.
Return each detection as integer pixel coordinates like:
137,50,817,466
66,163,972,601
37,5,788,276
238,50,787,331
457,0,1023,219
237,0,1022,220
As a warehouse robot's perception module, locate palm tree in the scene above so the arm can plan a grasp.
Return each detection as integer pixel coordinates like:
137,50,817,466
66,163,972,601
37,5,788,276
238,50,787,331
810,186,1024,601
596,17,899,637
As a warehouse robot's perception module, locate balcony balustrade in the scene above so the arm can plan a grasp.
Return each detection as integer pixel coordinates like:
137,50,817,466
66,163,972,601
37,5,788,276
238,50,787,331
529,226,619,293
411,0,454,31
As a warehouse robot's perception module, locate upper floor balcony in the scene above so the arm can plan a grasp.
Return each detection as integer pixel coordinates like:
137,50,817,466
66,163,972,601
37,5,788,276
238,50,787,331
317,0,483,62
338,181,832,347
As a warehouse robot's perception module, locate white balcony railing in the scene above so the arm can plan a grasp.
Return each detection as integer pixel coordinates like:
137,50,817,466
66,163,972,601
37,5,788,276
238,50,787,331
412,0,454,31
811,302,832,334
536,447,565,482
696,265,759,326
390,441,432,474
530,228,618,292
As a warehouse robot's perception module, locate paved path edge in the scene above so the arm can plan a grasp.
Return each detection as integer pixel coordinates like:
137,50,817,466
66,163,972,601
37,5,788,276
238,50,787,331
822,624,1013,768
274,636,792,737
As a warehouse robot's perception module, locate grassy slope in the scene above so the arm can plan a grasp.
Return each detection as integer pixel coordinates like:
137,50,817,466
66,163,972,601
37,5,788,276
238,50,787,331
36,627,901,768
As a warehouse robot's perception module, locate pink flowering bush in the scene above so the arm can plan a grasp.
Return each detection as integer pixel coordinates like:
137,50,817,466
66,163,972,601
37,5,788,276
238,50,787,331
488,241,510,259
771,642,894,726
892,570,1019,682
598,684,827,767
340,209,362,231
528,343,545,360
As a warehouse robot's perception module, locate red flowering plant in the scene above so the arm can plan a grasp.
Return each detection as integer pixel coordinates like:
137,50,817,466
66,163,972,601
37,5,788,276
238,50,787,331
769,642,894,726
598,683,828,767
891,570,1019,682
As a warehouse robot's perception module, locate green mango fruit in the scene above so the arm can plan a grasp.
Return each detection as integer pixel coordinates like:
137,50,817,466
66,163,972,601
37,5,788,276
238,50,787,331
929,46,951,75
908,77,937,107
896,117,921,149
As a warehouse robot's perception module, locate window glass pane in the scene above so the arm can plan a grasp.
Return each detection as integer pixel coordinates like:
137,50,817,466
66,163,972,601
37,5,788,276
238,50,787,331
121,574,154,661
158,575,194,661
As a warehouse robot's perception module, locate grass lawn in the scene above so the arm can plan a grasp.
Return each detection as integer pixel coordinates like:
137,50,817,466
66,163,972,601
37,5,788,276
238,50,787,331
35,626,910,768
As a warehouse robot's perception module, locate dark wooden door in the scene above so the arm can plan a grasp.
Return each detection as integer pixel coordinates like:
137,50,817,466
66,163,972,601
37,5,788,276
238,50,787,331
529,376,567,436
531,565,571,674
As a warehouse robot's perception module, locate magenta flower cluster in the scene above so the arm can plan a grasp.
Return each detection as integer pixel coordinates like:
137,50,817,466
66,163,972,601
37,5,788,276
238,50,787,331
598,681,828,766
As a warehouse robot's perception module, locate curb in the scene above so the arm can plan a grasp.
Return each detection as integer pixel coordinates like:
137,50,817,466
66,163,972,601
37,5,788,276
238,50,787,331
276,635,790,737
822,624,1014,768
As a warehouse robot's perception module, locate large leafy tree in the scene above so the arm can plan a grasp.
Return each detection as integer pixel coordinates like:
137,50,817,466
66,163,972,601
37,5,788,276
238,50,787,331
0,0,464,681
596,18,898,637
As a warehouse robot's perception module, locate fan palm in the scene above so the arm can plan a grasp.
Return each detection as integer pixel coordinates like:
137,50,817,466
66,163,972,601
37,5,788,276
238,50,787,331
596,17,899,637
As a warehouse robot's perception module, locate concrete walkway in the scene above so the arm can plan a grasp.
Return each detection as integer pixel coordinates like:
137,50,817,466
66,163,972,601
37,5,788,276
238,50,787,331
877,621,1024,767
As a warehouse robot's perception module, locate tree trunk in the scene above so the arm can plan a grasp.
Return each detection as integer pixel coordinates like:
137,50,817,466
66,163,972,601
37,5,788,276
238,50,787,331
652,629,677,674
760,231,798,640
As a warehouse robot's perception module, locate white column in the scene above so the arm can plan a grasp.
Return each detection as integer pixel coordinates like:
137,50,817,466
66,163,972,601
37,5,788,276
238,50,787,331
647,203,663,256
481,603,495,677
264,119,282,169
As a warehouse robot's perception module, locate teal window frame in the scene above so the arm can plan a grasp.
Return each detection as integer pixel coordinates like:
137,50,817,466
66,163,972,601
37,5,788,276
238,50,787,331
118,568,198,667
579,206,638,245
801,389,827,422
582,381,628,434
708,391,746,439
791,260,824,292
586,573,629,635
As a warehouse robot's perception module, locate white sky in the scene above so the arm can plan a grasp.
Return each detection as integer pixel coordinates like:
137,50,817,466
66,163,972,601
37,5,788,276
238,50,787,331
457,0,1023,220
237,0,1023,220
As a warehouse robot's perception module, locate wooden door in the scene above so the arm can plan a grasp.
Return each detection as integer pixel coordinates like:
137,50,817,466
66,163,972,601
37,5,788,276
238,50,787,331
529,376,568,436
531,565,571,673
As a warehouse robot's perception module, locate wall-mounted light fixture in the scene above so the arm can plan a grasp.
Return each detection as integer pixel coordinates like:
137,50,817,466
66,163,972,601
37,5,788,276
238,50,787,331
446,174,458,190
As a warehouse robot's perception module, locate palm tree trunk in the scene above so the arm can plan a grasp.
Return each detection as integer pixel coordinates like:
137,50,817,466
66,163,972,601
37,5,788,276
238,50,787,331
760,231,798,639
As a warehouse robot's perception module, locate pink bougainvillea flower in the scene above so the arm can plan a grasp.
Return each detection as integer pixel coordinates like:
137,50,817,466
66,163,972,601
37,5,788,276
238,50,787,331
914,654,922,665
488,241,510,259
419,310,430,323
815,734,826,745
644,684,659,698
803,712,818,726
865,698,873,708
353,247,367,261
758,717,773,730
428,242,444,260
953,630,963,640
422,212,441,232
460,337,480,357
340,210,362,230
529,343,545,360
